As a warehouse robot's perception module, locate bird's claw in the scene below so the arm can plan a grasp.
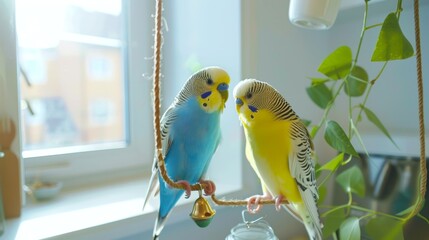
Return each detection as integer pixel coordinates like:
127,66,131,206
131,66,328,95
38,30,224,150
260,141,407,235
176,180,192,198
246,194,272,214
275,195,287,211
199,179,216,196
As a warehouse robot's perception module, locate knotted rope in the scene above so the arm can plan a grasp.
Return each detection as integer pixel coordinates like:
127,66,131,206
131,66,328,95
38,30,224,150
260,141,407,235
406,0,426,220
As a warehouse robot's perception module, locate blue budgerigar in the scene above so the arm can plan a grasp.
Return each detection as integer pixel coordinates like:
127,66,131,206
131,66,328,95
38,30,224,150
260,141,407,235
143,66,230,239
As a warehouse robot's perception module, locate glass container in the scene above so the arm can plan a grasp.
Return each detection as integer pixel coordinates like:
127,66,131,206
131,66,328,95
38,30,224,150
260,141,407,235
225,210,278,240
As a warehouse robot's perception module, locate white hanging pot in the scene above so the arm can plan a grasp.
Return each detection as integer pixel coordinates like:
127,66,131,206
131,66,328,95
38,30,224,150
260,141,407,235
289,0,341,30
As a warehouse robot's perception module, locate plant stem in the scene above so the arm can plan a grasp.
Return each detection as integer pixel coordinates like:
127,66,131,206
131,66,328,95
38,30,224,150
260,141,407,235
346,191,353,215
354,61,388,128
342,154,353,165
359,213,375,221
318,164,338,187
348,0,370,137
354,0,369,65
347,83,353,137
365,23,383,30
311,81,345,139
350,205,405,222
321,204,349,218
417,213,429,224
396,0,403,20
322,204,405,222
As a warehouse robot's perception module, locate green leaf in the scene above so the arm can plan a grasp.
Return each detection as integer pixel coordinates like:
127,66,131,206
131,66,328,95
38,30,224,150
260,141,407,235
371,13,414,61
324,120,359,157
309,77,330,85
322,208,347,238
340,217,361,240
306,83,333,109
366,216,404,240
318,46,353,80
362,106,398,148
350,119,369,157
336,165,366,197
315,162,322,179
317,185,327,204
310,125,320,139
344,65,368,97
319,153,344,172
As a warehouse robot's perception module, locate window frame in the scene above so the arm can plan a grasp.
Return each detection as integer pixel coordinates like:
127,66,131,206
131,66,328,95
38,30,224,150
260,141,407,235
11,0,247,189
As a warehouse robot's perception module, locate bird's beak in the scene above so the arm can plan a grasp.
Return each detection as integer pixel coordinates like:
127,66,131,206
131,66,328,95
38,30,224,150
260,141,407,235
217,83,229,101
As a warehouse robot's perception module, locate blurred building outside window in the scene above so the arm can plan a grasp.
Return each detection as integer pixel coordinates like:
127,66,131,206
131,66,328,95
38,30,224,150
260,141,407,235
17,0,126,152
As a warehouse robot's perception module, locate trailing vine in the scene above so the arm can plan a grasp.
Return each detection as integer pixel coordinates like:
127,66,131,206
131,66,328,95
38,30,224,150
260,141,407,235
306,0,427,239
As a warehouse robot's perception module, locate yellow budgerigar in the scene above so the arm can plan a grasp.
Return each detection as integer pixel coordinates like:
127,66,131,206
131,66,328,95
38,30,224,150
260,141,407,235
233,79,323,240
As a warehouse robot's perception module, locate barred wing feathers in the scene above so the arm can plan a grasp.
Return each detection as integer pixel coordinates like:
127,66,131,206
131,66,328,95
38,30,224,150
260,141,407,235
288,120,323,239
143,106,177,210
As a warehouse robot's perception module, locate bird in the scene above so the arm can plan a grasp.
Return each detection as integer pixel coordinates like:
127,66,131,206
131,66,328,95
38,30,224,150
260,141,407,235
143,66,230,239
233,79,323,240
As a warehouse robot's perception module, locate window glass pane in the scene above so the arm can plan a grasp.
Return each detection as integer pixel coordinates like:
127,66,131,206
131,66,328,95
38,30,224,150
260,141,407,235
16,0,126,151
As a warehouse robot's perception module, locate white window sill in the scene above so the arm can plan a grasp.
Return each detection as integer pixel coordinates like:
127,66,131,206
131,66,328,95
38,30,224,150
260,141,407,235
3,175,241,240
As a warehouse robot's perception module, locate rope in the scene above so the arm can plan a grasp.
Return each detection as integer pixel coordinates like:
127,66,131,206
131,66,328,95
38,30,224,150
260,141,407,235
407,0,427,220
152,0,203,192
152,0,162,162
152,0,188,191
211,194,283,206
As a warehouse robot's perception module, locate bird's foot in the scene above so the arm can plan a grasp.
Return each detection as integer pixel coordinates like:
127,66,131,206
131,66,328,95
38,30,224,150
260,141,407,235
199,179,216,196
246,194,273,214
274,194,288,211
175,180,192,198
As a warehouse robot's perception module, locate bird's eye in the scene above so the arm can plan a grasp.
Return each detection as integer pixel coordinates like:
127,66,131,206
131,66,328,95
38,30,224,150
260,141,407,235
246,92,253,99
206,78,214,85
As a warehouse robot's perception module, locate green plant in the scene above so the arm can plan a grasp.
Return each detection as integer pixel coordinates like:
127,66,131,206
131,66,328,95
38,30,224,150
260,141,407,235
306,0,427,239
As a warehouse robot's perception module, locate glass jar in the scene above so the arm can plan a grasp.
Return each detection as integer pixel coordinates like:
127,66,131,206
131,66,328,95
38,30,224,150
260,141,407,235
226,221,278,240
225,211,278,240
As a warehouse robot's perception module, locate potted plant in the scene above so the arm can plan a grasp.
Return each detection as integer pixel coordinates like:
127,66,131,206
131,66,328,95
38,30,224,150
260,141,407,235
303,0,427,239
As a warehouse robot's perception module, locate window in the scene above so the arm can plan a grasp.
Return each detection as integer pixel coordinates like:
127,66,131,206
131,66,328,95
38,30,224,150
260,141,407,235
18,0,126,150
87,56,114,80
16,0,152,182
20,51,47,85
88,99,115,126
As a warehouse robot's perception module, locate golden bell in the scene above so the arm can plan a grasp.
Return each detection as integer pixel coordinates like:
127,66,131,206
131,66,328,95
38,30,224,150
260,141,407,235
190,195,216,228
